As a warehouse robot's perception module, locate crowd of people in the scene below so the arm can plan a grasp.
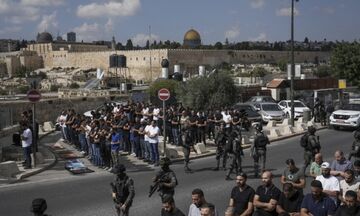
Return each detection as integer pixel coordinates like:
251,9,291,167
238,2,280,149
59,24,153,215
56,101,250,171
53,100,360,216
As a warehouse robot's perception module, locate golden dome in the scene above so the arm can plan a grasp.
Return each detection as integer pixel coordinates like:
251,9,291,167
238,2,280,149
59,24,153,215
184,29,201,41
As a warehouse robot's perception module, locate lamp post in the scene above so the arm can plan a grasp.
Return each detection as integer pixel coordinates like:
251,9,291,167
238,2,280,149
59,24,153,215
290,0,299,127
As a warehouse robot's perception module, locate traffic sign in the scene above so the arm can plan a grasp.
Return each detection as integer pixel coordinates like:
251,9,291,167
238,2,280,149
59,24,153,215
158,88,170,101
27,89,41,102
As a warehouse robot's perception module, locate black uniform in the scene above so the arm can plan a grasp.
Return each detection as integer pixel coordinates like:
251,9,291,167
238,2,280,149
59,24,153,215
182,126,193,172
303,128,321,168
152,158,178,200
349,129,360,160
252,129,270,177
214,124,228,171
226,122,243,180
111,165,135,216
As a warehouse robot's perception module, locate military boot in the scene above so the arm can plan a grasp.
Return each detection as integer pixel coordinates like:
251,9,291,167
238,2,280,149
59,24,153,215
213,160,220,171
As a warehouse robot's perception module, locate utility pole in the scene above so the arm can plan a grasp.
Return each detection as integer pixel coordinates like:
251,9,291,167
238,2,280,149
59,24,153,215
149,25,153,82
290,0,299,127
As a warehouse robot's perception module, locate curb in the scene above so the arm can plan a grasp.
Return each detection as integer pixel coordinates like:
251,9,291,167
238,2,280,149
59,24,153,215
15,130,58,181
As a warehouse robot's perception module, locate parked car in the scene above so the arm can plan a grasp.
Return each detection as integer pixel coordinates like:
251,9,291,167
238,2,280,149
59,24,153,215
84,101,126,118
329,103,360,129
253,102,286,123
278,100,310,119
246,96,276,104
233,103,262,123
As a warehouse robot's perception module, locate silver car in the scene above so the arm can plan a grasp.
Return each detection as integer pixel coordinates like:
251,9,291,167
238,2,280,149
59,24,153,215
253,102,285,123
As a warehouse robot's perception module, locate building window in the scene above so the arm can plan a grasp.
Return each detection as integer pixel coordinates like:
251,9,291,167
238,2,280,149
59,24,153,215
136,57,138,61
143,57,146,61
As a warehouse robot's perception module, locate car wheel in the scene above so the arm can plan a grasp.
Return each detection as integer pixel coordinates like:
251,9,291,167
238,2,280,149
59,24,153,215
333,125,340,130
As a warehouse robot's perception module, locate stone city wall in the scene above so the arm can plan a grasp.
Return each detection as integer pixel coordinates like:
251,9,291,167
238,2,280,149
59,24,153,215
167,49,331,75
36,48,331,82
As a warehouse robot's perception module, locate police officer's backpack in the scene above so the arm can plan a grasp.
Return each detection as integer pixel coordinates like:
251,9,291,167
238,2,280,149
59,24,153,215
300,133,309,148
255,132,268,148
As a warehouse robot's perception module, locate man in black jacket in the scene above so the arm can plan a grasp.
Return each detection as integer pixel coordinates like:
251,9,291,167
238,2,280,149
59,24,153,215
161,195,185,216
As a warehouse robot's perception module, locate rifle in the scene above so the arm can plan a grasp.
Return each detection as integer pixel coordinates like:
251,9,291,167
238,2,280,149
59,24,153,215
148,172,167,197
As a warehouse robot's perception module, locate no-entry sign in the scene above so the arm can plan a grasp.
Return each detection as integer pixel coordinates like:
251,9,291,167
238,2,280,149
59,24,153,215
158,88,170,101
27,89,41,102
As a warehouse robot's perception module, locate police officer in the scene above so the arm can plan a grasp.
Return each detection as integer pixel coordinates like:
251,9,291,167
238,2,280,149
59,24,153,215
303,126,321,169
313,97,321,123
213,122,228,171
182,122,193,172
111,164,135,216
251,123,270,178
349,128,360,160
225,124,243,180
152,157,178,200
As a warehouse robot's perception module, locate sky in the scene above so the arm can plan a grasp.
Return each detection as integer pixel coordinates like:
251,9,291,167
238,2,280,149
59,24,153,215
0,0,359,46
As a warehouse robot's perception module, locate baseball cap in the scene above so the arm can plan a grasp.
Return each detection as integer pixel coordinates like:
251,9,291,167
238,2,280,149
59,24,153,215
321,162,330,169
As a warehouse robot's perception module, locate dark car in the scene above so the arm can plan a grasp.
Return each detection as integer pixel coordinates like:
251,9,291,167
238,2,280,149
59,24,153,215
233,103,262,123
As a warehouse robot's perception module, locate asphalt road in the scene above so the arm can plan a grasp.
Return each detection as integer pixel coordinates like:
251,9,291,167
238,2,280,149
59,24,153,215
0,128,354,216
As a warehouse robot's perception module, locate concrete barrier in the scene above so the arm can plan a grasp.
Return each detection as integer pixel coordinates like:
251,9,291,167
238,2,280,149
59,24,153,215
194,143,207,154
297,117,303,123
295,122,306,132
266,121,276,127
43,121,55,132
279,119,291,126
280,126,295,134
165,148,179,159
269,128,281,137
0,161,20,178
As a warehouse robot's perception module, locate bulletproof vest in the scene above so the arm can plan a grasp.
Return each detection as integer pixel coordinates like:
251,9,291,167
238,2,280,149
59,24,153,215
255,132,268,148
115,176,130,203
159,170,177,193
308,135,320,151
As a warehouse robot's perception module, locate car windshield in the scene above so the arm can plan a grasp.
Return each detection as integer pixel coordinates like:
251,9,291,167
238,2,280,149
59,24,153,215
289,102,306,107
235,105,254,112
262,104,281,111
342,104,360,111
263,97,275,102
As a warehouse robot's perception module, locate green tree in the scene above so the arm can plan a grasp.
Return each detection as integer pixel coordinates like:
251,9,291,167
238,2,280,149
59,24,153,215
214,42,223,50
125,39,133,50
314,65,332,78
252,67,268,77
69,82,80,89
14,66,30,77
277,60,288,72
331,42,360,87
176,72,237,110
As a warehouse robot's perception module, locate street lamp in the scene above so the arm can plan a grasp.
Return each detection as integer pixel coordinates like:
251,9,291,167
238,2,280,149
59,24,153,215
290,0,299,127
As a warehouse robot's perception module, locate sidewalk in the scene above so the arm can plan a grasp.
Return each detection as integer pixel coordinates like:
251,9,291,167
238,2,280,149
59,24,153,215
0,120,327,184
0,129,57,184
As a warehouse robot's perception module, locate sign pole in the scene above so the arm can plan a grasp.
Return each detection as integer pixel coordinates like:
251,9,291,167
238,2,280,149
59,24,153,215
32,102,37,168
163,100,166,157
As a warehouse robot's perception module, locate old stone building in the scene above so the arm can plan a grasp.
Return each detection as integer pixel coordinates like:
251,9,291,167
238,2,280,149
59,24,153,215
0,31,332,82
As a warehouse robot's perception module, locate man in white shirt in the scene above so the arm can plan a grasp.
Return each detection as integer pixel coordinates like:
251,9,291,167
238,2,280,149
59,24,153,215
143,120,152,163
339,169,360,203
20,121,33,169
188,189,219,216
316,162,340,205
147,120,160,166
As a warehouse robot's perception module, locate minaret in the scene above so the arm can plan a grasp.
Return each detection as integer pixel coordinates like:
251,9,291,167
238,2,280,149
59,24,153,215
111,36,116,51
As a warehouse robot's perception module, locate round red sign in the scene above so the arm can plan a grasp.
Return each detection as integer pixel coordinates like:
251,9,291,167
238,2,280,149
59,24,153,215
158,88,170,101
27,89,41,102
